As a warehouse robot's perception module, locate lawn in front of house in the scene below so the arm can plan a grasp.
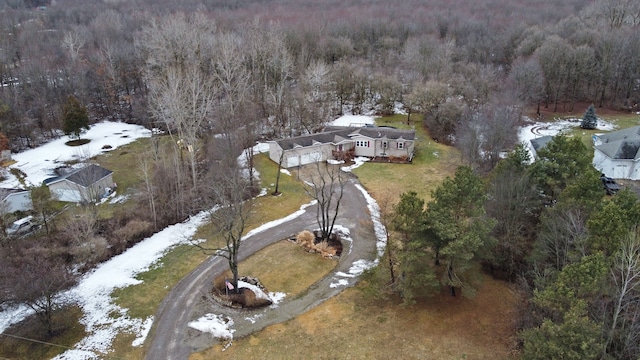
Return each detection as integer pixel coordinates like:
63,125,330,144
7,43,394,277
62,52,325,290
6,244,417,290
353,114,461,203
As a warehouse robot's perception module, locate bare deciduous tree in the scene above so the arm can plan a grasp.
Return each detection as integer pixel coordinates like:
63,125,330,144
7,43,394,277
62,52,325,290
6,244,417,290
605,230,640,359
139,13,218,191
0,250,77,336
195,162,253,291
303,162,347,241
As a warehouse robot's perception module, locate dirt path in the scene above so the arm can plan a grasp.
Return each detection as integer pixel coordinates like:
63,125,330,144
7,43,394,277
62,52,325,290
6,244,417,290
144,178,378,360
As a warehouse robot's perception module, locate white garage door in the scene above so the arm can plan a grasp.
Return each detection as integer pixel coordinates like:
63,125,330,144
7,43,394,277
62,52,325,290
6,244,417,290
52,189,82,202
300,152,322,166
286,155,300,168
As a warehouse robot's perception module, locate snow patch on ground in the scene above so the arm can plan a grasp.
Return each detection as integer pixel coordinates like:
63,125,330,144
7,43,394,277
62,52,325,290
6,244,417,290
108,194,130,204
269,292,286,306
244,200,317,240
44,211,208,359
1,122,152,188
329,185,387,288
188,314,235,340
341,157,370,172
330,115,375,127
517,117,618,160
355,184,387,257
280,168,291,176
238,281,271,301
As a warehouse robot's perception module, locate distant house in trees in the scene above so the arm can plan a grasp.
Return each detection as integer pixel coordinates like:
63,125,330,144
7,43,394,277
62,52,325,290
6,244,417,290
268,126,416,168
592,126,640,180
0,188,32,213
45,164,114,203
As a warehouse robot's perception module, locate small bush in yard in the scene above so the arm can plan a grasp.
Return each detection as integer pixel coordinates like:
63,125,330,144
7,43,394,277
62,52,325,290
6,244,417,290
314,241,337,258
296,230,315,250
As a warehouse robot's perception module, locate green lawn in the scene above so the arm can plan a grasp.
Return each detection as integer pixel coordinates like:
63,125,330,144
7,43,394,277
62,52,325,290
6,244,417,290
353,114,461,202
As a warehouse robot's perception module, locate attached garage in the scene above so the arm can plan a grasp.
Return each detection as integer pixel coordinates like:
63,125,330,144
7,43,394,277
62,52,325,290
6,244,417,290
300,151,323,165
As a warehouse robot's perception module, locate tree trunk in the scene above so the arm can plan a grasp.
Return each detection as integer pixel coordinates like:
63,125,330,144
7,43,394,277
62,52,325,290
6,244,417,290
448,263,456,296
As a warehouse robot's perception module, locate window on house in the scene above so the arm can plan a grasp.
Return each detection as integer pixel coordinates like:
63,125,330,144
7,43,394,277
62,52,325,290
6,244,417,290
397,142,405,149
356,140,369,147
382,141,388,149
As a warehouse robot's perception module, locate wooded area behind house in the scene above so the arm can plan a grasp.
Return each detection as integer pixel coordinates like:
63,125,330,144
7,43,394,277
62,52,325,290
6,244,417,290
0,0,639,154
1,0,640,359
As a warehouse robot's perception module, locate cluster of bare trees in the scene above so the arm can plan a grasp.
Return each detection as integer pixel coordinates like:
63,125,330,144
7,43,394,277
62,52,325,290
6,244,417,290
0,0,638,156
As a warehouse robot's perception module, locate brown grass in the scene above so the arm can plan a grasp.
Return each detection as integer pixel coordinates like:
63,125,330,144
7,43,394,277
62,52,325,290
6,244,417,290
192,275,519,360
214,240,337,299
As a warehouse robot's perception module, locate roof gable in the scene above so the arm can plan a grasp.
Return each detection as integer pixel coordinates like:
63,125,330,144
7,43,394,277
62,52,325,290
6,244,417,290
0,188,28,200
597,125,640,144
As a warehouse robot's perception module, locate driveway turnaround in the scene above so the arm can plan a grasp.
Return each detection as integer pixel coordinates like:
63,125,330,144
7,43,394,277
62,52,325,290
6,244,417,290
145,178,379,360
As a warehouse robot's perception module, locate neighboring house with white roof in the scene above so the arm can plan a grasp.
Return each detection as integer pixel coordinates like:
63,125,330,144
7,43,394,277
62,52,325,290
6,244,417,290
592,125,640,180
45,164,114,203
0,188,32,213
268,126,416,168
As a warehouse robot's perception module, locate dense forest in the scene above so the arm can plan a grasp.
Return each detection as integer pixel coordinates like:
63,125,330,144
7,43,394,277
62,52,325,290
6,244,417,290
1,0,640,358
0,0,639,153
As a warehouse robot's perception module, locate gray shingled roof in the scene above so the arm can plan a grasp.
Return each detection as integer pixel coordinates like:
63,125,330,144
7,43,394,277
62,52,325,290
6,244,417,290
273,126,416,150
530,135,553,152
595,126,640,160
353,127,416,140
49,164,113,187
274,129,353,150
597,126,640,143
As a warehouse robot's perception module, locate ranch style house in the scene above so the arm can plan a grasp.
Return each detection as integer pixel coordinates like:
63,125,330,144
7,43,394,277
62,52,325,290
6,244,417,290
268,126,416,168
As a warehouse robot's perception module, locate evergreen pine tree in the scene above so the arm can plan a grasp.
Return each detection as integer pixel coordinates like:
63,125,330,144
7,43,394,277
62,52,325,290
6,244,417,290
62,95,90,140
580,104,597,130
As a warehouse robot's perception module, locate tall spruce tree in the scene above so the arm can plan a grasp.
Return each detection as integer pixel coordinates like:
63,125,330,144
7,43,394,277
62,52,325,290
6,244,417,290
580,104,597,130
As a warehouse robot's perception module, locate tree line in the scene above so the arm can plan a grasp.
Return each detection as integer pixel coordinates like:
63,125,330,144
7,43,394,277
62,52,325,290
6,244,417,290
0,0,639,155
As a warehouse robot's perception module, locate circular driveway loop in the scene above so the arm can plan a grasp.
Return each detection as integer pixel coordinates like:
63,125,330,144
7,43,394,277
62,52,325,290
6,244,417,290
145,178,378,360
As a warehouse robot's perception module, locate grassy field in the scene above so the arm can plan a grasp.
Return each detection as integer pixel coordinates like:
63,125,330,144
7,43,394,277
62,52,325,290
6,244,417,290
0,306,86,359
193,275,518,360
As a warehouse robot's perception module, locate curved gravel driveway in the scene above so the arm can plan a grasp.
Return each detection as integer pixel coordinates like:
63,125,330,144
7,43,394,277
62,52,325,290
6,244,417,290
145,178,379,360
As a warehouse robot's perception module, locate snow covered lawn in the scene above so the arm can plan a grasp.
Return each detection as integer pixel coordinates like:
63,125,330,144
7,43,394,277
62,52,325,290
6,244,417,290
1,122,152,188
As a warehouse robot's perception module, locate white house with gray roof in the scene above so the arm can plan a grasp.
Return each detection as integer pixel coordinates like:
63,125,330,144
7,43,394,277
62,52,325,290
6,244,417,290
268,126,415,168
45,164,114,203
592,125,640,180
